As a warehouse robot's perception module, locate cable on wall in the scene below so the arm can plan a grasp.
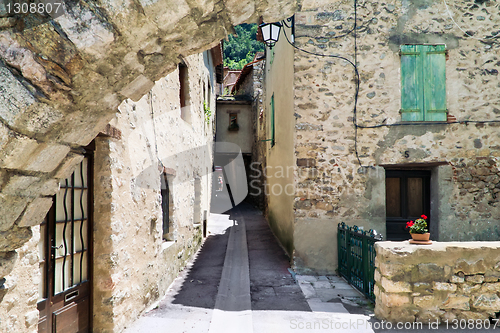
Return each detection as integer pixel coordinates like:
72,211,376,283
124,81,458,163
443,0,500,41
280,0,500,168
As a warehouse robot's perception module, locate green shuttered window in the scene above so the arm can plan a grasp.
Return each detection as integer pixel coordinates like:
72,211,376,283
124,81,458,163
400,44,447,122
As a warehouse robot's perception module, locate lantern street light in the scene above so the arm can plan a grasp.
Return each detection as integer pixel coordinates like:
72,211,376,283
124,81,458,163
259,21,282,48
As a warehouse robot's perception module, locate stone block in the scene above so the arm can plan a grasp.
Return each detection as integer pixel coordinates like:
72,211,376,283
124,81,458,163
433,282,457,292
441,294,470,310
54,153,85,179
0,226,32,252
297,158,316,167
381,292,411,308
480,283,500,293
417,310,444,323
378,262,408,278
315,201,333,211
0,133,40,169
0,251,18,277
413,282,432,293
457,311,490,320
120,74,155,102
418,263,446,282
472,294,500,311
461,283,481,294
0,194,29,232
19,103,63,135
17,197,53,227
465,275,484,284
450,275,465,283
374,283,381,298
374,268,381,283
1,175,39,197
414,295,438,309
384,307,416,323
381,277,412,293
40,179,60,196
455,259,486,275
0,123,10,151
0,66,37,127
24,144,71,173
484,270,500,282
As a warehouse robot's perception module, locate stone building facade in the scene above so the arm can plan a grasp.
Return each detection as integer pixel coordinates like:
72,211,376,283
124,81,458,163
260,0,500,274
0,0,296,332
0,48,219,332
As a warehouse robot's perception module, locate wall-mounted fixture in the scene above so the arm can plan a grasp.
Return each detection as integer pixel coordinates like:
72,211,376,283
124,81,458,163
259,16,294,48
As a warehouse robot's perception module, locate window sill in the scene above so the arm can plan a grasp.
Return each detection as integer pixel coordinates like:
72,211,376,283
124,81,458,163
193,223,202,229
161,240,175,252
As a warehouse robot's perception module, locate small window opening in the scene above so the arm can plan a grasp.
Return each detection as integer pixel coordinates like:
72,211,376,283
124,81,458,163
179,63,191,123
228,113,239,131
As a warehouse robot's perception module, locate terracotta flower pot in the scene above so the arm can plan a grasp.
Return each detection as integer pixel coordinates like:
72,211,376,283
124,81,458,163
410,233,430,241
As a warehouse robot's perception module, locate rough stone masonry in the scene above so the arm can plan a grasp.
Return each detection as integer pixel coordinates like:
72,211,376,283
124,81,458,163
0,0,296,303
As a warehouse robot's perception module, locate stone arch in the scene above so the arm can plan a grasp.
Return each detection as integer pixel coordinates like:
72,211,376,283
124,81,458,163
0,0,296,281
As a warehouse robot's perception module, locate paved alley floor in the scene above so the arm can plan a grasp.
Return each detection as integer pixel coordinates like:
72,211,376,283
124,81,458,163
123,203,498,333
123,203,376,333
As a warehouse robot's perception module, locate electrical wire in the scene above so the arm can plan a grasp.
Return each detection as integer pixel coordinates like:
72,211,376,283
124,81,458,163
282,0,362,166
443,0,500,41
279,1,500,167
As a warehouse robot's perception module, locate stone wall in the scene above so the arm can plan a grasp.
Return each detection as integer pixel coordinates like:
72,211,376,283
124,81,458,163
93,51,215,332
0,0,296,317
249,59,268,211
0,227,40,333
277,0,500,272
374,241,500,323
216,100,253,154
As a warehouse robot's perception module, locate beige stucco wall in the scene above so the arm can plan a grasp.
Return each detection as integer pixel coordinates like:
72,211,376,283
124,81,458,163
281,0,500,273
216,102,253,154
263,25,297,257
93,51,215,332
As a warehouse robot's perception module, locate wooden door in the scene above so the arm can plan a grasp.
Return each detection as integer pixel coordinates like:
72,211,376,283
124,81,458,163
38,149,93,333
385,170,430,240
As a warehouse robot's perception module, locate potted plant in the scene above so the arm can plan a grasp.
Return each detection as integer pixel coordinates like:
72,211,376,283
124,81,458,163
406,215,430,242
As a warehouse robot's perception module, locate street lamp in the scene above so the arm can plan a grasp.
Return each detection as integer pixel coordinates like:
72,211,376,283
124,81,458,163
259,21,282,48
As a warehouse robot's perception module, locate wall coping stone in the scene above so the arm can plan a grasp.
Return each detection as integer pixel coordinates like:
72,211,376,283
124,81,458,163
375,241,500,323
376,241,500,256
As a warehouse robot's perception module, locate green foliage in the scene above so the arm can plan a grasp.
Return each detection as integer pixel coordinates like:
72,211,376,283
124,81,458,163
406,215,428,234
203,101,211,125
223,23,264,70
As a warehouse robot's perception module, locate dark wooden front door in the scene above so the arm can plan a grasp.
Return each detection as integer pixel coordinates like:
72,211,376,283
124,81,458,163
38,149,93,333
385,170,430,240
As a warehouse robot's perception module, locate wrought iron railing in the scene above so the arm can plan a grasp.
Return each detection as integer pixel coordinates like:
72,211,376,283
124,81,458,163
337,222,383,302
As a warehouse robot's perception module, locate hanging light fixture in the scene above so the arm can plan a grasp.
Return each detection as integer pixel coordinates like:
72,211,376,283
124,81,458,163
259,21,282,48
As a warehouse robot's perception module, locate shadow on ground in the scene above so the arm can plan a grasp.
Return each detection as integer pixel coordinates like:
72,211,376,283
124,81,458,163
166,202,311,312
169,228,230,309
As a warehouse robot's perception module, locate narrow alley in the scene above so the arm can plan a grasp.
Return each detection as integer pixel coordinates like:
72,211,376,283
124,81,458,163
122,203,375,333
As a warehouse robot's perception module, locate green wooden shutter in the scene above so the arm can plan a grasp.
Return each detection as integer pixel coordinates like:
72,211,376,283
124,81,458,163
422,45,447,121
400,45,424,121
270,94,275,147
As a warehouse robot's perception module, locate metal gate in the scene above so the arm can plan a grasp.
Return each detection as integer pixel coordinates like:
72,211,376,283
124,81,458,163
337,222,382,302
